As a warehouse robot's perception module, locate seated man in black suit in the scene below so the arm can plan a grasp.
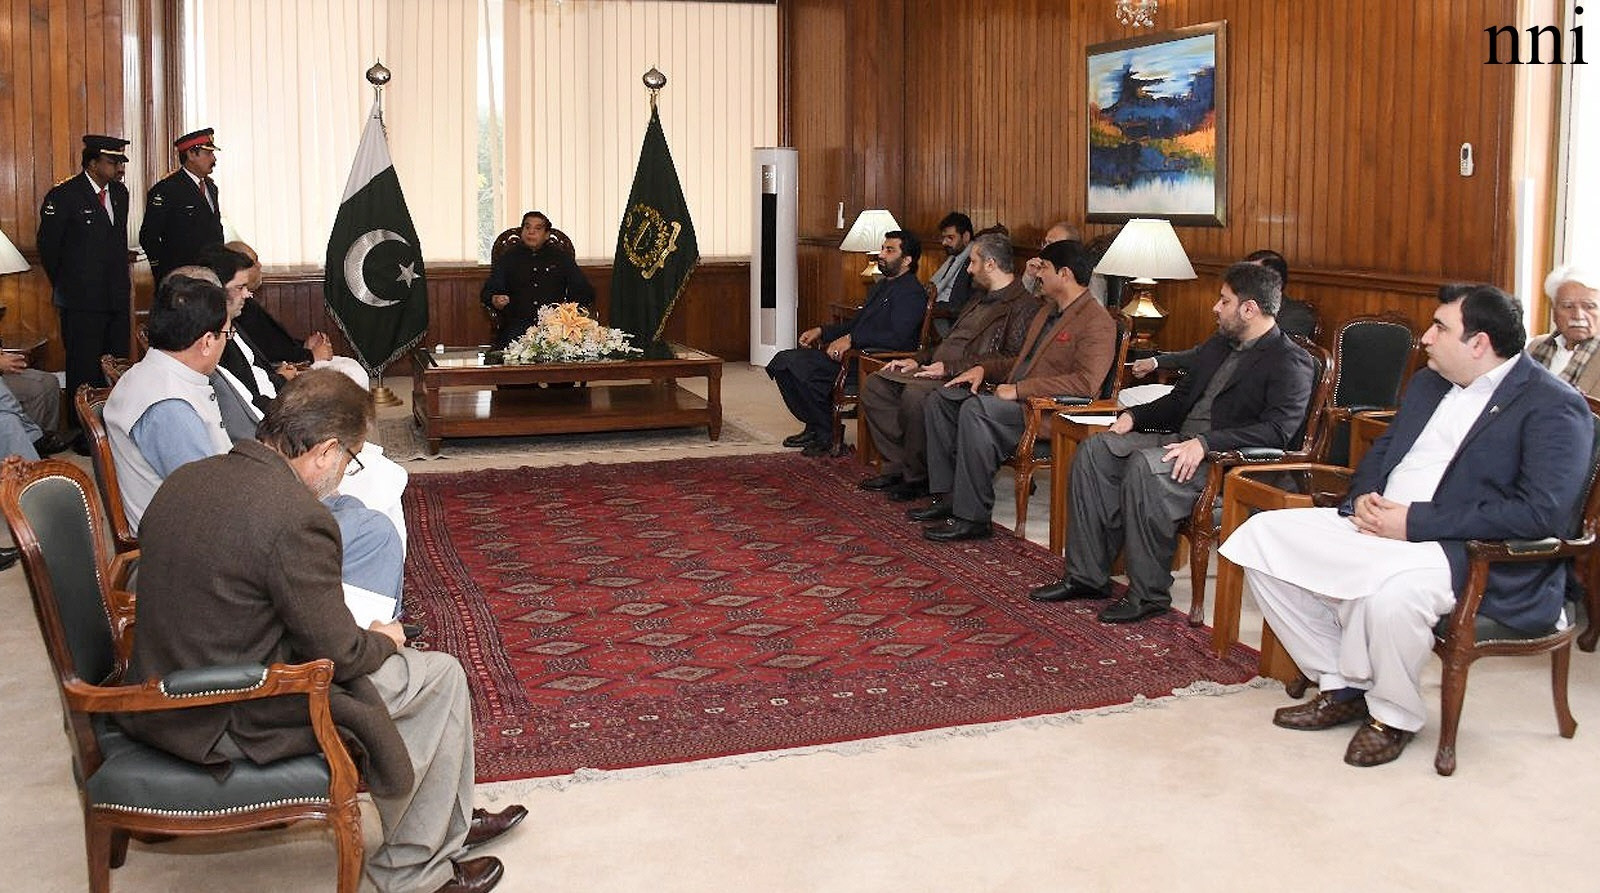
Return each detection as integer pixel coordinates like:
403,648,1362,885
1031,262,1316,623
480,210,595,348
1132,248,1317,378
766,230,928,457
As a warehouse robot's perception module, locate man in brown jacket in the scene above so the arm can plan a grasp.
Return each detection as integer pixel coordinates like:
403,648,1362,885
914,240,1117,541
858,232,1039,501
120,371,524,893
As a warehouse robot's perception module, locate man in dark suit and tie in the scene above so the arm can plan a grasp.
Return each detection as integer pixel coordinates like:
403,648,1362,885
1221,284,1591,767
36,134,134,413
140,127,225,286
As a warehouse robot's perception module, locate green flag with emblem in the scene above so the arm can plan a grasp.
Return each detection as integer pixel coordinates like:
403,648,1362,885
324,102,429,375
610,105,698,346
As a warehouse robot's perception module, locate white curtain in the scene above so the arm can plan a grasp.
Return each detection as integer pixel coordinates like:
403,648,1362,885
183,0,480,266
180,0,776,267
501,0,778,261
1556,58,1599,270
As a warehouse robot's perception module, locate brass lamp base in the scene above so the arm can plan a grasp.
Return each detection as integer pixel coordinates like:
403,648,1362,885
1120,279,1168,353
371,385,403,407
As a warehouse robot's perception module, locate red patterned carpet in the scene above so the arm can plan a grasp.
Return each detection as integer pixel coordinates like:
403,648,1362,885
401,454,1259,782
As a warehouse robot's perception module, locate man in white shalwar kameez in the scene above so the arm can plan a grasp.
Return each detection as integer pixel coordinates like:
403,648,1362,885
1221,284,1591,767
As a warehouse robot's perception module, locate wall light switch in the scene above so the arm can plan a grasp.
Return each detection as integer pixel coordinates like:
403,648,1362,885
1459,142,1474,177
837,202,846,229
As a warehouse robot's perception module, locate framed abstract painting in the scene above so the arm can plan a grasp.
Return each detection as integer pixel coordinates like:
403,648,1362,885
1087,21,1227,227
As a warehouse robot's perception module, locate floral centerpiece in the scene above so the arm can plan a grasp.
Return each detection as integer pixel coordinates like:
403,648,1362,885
502,302,642,364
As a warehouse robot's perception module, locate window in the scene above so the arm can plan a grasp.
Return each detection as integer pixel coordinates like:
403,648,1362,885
181,0,776,267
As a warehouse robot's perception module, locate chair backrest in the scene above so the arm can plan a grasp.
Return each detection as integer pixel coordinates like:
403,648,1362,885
99,353,130,386
1099,310,1136,401
1290,335,1338,454
916,280,940,349
1277,298,1322,341
491,225,577,262
74,385,138,553
1569,395,1600,540
1331,312,1417,409
0,457,122,693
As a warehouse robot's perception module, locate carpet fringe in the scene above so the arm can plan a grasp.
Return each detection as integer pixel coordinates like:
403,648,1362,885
474,675,1278,804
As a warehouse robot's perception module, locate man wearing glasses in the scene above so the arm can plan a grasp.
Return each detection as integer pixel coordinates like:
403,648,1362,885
122,370,522,893
105,273,402,599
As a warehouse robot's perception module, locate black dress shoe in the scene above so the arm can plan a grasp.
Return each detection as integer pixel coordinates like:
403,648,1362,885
859,473,903,491
783,429,822,448
922,517,994,542
464,804,529,849
0,545,18,571
31,433,68,456
885,479,930,502
1097,595,1169,623
1027,579,1109,602
906,499,952,522
801,440,833,458
70,435,92,457
431,856,504,893
402,623,425,641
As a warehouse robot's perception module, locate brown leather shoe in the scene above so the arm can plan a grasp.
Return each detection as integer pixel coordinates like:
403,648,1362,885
1343,719,1415,767
432,856,504,893
464,805,528,849
1272,691,1369,731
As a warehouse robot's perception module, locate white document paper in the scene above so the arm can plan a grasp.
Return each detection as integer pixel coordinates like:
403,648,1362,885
343,583,400,628
1064,414,1119,426
1116,383,1174,408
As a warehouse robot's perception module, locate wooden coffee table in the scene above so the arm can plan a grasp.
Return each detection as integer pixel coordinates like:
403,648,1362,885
410,343,723,455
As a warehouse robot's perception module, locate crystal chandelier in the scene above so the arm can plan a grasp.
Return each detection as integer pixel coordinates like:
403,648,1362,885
1115,0,1158,28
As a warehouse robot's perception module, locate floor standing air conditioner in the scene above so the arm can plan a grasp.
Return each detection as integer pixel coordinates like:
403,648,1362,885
750,148,797,367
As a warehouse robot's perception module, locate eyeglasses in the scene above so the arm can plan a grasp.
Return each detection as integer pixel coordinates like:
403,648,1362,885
342,443,365,476
217,327,236,340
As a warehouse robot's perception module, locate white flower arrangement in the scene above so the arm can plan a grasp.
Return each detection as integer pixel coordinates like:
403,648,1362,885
501,302,643,364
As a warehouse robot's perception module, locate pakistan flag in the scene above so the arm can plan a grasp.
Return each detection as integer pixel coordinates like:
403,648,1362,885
610,105,698,347
324,102,429,375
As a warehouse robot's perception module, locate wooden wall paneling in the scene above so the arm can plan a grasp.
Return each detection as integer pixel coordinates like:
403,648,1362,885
845,0,905,214
0,0,127,371
785,0,847,238
793,0,1523,347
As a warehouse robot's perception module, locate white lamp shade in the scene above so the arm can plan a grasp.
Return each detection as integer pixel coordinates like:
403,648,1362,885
1094,218,1196,282
0,227,28,275
839,209,901,253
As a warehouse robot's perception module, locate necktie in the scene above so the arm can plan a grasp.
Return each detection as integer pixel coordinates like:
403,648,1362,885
199,176,215,212
98,186,112,223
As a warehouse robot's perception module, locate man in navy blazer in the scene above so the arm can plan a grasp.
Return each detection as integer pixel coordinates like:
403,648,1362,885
1221,284,1591,767
766,230,928,457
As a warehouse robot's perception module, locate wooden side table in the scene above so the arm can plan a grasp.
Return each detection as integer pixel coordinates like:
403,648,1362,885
1348,410,1395,468
1213,464,1354,681
1047,411,1119,555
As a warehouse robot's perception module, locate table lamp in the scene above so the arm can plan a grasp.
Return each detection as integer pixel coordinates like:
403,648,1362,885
0,226,29,326
0,227,28,276
839,210,900,281
1093,218,1196,352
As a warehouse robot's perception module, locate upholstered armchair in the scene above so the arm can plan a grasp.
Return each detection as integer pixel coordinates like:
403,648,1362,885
0,457,364,892
1310,313,1417,467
